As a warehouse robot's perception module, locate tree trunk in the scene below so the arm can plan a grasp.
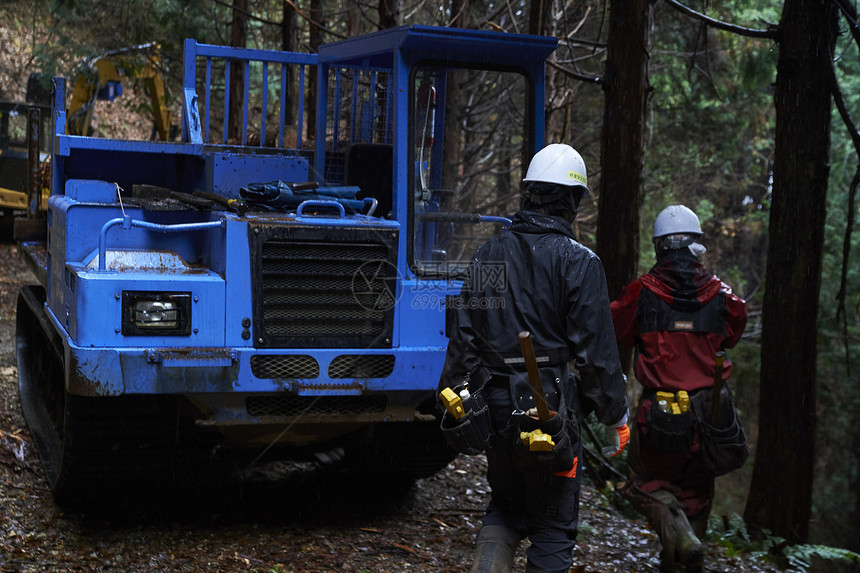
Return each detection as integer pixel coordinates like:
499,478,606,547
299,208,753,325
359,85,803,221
596,0,654,301
528,0,551,36
449,0,469,28
378,0,402,30
743,0,837,544
307,0,322,140
282,0,299,126
441,0,468,194
228,0,248,143
346,1,361,36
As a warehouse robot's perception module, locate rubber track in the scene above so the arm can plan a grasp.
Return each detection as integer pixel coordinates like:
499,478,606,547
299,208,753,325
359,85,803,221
16,285,183,504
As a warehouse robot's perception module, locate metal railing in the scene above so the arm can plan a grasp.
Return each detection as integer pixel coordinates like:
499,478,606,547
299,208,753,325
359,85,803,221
181,38,317,149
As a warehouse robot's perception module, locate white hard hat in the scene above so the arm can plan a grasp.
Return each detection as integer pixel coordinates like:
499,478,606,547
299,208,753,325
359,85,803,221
653,205,702,238
523,144,588,191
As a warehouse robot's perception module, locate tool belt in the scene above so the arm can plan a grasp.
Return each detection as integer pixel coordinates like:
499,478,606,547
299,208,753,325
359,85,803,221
689,383,749,476
641,389,696,454
504,366,577,475
481,347,570,370
439,370,492,456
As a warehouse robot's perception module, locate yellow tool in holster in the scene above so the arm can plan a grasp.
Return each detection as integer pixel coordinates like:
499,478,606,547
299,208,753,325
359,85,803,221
676,390,690,412
516,332,559,452
520,428,555,451
440,387,465,419
656,389,691,414
656,390,675,403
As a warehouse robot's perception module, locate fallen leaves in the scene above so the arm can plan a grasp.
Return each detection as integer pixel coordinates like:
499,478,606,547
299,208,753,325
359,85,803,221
0,427,27,462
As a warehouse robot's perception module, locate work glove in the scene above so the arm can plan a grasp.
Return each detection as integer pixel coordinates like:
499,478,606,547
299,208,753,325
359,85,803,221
602,413,630,458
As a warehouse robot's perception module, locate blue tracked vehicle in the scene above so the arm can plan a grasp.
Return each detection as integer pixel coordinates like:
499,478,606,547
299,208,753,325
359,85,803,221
15,25,558,502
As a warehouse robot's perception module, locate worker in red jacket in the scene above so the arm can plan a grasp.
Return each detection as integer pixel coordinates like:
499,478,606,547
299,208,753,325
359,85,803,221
610,205,747,573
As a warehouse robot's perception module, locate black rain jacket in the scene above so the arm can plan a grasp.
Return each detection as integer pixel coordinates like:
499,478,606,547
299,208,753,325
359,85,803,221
438,211,628,425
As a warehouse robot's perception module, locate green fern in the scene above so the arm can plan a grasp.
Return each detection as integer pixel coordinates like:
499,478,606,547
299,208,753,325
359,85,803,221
708,513,860,572
783,544,860,572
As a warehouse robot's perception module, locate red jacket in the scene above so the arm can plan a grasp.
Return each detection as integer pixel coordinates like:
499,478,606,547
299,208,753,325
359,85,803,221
610,252,747,392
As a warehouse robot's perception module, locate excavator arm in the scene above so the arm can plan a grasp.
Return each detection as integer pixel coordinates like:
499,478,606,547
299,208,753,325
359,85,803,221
66,42,172,141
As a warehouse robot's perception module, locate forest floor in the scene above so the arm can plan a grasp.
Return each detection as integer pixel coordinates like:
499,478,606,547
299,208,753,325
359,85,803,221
0,242,788,573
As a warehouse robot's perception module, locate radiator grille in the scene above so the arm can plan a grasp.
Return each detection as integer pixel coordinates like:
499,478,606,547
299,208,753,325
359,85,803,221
329,355,395,379
251,229,397,348
250,355,319,379
246,395,388,417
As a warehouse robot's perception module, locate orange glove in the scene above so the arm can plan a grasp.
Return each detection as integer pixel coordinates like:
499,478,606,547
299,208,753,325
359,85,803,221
602,423,630,458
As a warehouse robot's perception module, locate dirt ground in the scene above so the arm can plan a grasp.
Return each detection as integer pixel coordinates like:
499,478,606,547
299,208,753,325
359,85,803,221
0,243,783,573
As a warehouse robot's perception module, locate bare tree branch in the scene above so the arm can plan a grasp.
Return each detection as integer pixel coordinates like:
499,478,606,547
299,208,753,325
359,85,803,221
564,5,592,38
833,0,860,50
661,0,778,39
560,37,607,49
474,2,512,30
546,59,602,84
825,23,860,375
836,169,858,375
830,66,860,154
505,0,523,34
209,0,281,26
282,0,348,39
207,0,348,40
403,0,429,22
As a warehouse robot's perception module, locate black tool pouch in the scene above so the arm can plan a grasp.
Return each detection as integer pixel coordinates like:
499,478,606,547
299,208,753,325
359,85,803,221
642,394,695,454
440,381,491,456
690,384,749,476
507,368,576,475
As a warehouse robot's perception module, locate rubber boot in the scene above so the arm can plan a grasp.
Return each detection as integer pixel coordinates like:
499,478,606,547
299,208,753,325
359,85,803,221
650,491,704,573
470,525,520,573
671,508,704,572
688,511,709,540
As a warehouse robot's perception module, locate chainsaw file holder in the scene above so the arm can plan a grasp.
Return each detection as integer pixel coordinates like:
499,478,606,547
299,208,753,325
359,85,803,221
690,383,749,476
642,393,696,454
508,368,576,475
440,384,491,456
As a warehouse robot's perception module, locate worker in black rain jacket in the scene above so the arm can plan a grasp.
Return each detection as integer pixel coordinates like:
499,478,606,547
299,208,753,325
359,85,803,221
611,205,748,573
438,143,629,573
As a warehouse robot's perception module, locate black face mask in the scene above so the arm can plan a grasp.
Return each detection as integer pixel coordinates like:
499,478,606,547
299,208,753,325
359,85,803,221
521,183,584,214
653,233,699,254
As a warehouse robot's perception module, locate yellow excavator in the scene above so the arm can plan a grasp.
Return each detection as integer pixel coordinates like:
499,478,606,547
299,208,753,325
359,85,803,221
0,101,50,239
66,41,173,140
0,43,173,239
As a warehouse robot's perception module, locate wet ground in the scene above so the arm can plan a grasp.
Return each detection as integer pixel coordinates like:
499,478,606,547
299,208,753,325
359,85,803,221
0,243,783,572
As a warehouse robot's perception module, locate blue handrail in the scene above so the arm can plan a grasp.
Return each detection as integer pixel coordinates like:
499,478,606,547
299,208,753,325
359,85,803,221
97,215,224,272
182,39,317,148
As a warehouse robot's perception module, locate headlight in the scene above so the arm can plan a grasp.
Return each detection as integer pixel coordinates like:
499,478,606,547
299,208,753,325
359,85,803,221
135,300,179,328
122,292,192,336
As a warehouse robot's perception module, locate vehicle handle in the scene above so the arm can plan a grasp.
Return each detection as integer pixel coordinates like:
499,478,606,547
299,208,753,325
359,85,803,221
363,197,378,217
97,215,224,271
296,199,346,219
